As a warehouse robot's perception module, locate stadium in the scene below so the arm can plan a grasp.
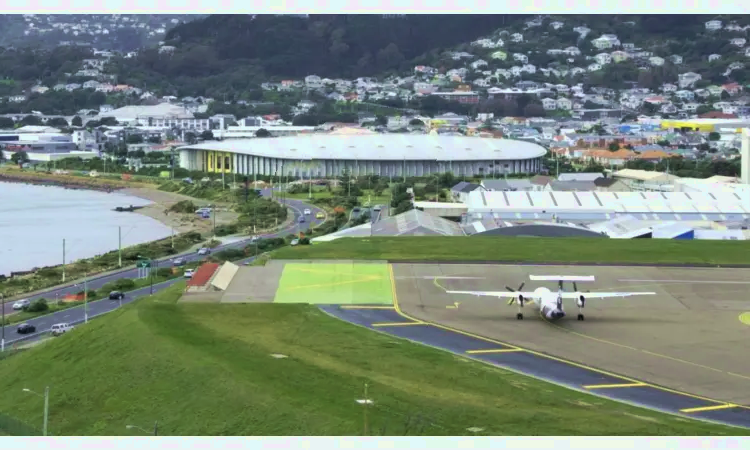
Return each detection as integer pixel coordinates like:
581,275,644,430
176,134,547,178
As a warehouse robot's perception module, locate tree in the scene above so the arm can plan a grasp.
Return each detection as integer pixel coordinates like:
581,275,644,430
46,117,69,127
720,90,730,100
523,103,546,117
608,142,621,152
126,134,144,144
20,115,42,126
255,128,271,138
708,131,720,141
10,150,30,168
0,117,14,129
72,115,83,127
200,130,215,140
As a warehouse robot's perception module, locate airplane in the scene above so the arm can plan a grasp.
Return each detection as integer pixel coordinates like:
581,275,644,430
445,275,656,321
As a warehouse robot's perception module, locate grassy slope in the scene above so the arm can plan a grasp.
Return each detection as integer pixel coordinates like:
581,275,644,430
0,284,744,436
272,236,750,265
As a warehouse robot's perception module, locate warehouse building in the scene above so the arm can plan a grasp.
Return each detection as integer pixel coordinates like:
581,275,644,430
176,134,547,178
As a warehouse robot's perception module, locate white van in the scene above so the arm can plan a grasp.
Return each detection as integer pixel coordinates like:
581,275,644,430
50,323,74,336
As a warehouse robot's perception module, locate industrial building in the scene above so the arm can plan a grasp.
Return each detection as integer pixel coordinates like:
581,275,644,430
176,134,547,178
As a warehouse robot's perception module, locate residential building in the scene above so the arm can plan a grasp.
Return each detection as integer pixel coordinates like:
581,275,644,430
705,20,722,31
678,72,702,89
649,56,665,66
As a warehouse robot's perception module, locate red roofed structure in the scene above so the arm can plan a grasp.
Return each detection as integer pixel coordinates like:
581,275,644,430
186,262,220,290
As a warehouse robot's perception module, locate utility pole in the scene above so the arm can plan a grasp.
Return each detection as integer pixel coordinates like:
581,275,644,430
153,421,158,436
171,228,174,249
118,226,122,268
62,239,66,283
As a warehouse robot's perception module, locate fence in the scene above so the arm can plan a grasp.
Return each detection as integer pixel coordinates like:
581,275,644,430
0,411,43,436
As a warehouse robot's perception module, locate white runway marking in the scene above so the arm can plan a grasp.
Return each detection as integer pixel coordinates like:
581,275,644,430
619,279,750,285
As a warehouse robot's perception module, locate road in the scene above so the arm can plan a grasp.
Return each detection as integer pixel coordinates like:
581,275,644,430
0,190,325,345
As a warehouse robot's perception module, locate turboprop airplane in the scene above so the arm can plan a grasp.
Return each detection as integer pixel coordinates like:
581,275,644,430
445,275,656,321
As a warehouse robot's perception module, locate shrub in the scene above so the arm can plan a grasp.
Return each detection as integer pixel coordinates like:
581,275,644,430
157,268,173,278
169,200,197,213
26,298,48,313
112,278,136,291
214,248,245,262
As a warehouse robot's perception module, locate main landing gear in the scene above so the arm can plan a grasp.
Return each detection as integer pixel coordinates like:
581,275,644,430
577,314,585,321
516,313,523,320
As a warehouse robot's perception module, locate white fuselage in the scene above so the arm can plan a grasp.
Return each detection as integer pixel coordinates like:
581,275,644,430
531,287,566,320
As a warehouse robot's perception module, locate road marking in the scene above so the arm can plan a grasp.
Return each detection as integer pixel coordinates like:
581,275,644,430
680,403,740,414
619,279,750,285
583,383,647,389
371,321,425,327
386,264,750,412
446,302,461,309
340,306,395,310
466,348,524,354
739,312,750,326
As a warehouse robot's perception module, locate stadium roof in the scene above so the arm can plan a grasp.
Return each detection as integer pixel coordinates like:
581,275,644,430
464,190,750,222
177,134,547,161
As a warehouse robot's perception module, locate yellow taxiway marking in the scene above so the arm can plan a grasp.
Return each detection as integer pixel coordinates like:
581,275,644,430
466,348,525,355
583,383,647,389
386,264,750,412
446,302,461,309
340,306,395,310
680,403,739,414
372,321,425,327
739,312,750,326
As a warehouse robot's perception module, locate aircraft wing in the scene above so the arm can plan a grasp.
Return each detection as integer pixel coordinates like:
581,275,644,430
446,290,538,299
560,292,656,299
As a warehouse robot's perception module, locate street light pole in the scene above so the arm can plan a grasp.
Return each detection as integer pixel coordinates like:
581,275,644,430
23,387,49,436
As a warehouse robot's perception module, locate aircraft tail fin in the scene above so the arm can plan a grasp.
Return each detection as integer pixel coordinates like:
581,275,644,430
529,275,595,282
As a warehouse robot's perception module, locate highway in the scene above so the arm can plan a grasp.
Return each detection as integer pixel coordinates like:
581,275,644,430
0,189,325,346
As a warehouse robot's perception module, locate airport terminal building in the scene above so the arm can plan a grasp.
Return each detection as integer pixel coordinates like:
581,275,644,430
176,134,547,178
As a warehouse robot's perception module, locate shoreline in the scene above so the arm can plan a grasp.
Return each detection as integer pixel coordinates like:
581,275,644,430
0,171,132,192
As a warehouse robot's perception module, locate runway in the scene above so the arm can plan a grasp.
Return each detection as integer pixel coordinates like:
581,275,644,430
321,263,750,429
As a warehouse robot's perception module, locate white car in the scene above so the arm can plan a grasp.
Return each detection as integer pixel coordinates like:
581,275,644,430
184,269,195,279
51,323,73,336
304,209,311,215
12,299,30,310
197,247,210,255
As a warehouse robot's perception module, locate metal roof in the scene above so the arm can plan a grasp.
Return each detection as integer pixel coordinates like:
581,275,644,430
177,134,547,162
466,190,750,216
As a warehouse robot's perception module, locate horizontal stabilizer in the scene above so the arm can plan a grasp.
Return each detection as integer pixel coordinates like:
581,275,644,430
530,275,595,282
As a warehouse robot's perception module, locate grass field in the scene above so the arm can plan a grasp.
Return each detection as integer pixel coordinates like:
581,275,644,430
274,263,393,305
0,283,744,436
272,236,750,265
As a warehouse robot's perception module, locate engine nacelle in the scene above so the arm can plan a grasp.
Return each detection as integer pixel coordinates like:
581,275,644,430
517,294,525,307
576,293,585,308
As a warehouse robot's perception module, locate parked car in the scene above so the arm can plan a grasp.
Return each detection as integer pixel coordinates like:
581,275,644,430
184,269,195,279
17,323,35,334
12,299,30,310
290,239,300,246
173,258,186,266
304,208,311,215
50,323,73,336
298,216,305,223
109,291,125,300
315,212,325,219
197,247,210,255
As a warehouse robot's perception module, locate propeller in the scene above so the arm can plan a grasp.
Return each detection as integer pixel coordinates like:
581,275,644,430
505,282,525,306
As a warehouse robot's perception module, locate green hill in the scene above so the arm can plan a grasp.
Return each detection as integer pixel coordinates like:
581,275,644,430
0,283,742,436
